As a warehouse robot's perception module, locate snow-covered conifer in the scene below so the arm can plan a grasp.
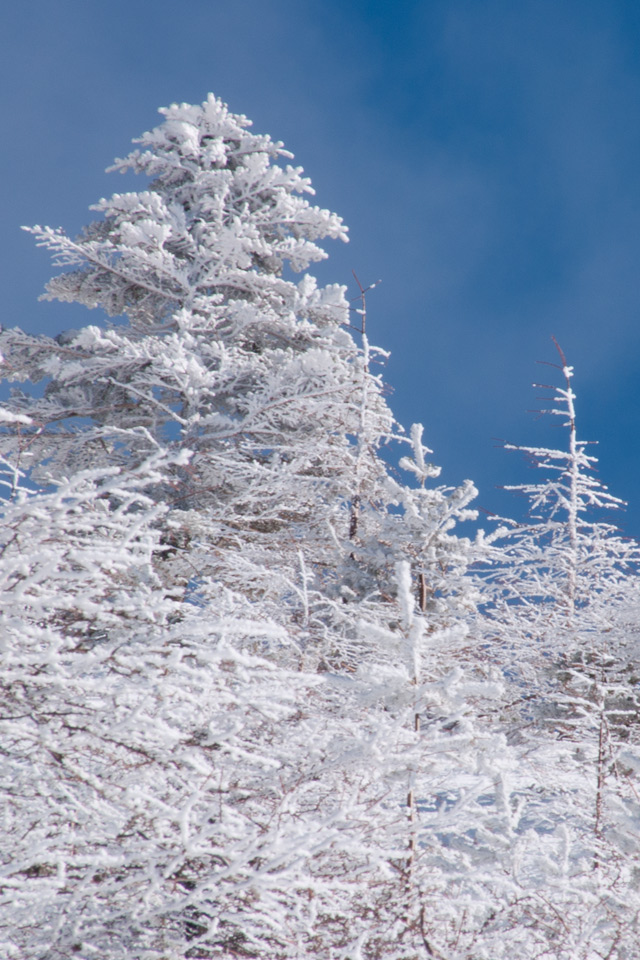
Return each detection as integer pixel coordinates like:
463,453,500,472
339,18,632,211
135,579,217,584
1,96,396,614
1,95,483,656
477,343,640,957
0,95,515,959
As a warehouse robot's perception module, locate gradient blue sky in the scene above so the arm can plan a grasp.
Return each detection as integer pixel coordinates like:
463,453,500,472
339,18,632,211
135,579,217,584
3,0,640,535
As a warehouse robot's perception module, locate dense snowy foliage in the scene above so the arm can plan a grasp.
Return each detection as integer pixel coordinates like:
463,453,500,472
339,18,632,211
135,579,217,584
1,95,639,959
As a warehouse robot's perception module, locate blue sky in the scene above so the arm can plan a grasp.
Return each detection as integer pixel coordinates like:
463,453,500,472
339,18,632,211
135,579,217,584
3,0,640,535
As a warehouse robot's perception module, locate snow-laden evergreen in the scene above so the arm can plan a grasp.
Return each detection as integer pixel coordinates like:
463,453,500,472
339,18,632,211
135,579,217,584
0,95,514,959
1,95,639,959
1,95,477,648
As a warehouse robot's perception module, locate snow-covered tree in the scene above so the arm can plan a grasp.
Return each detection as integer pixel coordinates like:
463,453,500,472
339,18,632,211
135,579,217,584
1,96,390,614
0,95,518,959
1,95,483,658
476,343,640,958
479,342,640,686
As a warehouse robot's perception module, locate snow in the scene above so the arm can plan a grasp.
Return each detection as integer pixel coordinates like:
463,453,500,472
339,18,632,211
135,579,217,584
2,93,639,960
